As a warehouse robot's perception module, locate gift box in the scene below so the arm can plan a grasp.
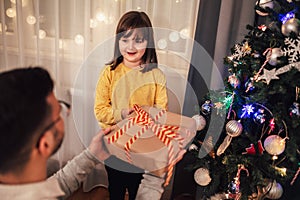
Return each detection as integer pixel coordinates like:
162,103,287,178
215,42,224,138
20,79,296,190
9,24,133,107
103,105,197,182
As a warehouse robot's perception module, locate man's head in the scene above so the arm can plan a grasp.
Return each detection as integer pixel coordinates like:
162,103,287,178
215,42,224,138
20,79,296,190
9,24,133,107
0,67,64,174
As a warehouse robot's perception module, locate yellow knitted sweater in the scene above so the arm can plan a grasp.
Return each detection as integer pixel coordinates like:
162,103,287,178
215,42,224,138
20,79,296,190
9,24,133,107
94,63,168,128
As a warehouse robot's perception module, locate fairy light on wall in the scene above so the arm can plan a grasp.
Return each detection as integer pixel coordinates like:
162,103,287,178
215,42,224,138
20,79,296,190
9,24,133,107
90,19,98,28
6,8,16,18
26,15,37,25
39,29,46,39
157,39,167,49
74,34,84,45
180,28,190,39
169,31,180,42
96,11,106,22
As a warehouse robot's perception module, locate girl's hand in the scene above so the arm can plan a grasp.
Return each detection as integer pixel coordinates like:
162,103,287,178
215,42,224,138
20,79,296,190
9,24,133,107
121,108,134,119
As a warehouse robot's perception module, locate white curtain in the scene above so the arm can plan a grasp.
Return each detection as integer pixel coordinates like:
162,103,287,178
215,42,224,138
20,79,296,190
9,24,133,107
0,0,200,193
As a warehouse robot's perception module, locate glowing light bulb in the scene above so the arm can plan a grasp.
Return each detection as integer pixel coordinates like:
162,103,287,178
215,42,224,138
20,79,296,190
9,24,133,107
90,19,98,28
26,15,37,25
157,39,167,49
180,28,190,39
96,12,106,22
137,6,141,10
74,34,84,45
39,29,46,39
6,8,16,18
169,31,180,42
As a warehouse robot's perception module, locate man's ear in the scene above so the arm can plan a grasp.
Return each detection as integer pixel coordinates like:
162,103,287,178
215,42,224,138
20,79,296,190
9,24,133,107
37,131,54,157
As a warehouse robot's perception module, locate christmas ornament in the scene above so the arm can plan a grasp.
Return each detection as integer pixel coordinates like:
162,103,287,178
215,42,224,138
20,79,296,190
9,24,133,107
283,35,300,63
243,140,264,155
253,108,266,124
231,42,252,60
194,167,212,186
228,181,238,194
228,74,240,88
257,62,300,84
217,120,243,156
201,100,213,115
267,48,283,66
258,68,280,85
192,114,206,130
255,0,274,16
289,102,300,117
263,180,283,199
263,135,286,156
281,18,300,36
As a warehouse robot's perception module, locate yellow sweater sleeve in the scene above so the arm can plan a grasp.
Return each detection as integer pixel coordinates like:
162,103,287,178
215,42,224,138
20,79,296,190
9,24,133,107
94,66,120,128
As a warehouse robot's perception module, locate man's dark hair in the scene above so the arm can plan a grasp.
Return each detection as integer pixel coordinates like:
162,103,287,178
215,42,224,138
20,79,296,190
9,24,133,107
0,67,54,173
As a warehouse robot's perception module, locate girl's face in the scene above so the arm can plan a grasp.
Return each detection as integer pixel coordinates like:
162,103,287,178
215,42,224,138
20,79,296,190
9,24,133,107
119,29,148,68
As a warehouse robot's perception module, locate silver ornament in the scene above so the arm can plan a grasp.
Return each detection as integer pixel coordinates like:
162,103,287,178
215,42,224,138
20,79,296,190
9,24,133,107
264,180,283,199
264,135,286,156
194,168,212,186
226,120,243,137
267,48,283,66
281,18,300,36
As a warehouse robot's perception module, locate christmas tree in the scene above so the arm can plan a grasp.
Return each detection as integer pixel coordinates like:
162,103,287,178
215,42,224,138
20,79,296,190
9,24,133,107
190,0,300,199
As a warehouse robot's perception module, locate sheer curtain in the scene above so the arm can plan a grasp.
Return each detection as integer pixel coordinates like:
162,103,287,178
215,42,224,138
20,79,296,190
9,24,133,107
0,0,200,193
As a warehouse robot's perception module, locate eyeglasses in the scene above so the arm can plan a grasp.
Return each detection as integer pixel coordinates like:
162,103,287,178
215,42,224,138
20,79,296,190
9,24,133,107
36,100,71,147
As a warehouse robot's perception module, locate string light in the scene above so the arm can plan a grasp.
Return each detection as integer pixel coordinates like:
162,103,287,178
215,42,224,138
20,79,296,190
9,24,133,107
169,31,180,42
90,19,98,28
74,34,84,45
157,39,167,49
180,28,189,39
96,11,106,22
6,8,16,18
39,29,46,39
26,15,37,25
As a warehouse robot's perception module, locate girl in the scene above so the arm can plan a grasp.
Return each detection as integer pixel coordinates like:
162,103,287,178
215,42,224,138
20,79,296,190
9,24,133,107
94,11,168,200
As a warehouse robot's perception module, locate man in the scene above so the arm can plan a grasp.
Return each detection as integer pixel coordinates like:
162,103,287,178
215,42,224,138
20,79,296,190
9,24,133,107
0,67,112,199
0,66,184,200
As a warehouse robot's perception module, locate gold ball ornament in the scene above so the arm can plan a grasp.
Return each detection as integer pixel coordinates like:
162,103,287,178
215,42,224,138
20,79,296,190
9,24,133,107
281,18,300,36
194,168,212,186
226,120,243,137
192,114,206,131
263,180,283,199
263,135,286,156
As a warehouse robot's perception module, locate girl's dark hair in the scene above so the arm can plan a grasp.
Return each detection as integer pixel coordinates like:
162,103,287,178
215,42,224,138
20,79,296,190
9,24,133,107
108,11,157,72
0,67,53,173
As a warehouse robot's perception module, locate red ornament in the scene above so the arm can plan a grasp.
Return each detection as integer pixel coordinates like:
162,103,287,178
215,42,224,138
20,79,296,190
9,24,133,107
243,140,264,155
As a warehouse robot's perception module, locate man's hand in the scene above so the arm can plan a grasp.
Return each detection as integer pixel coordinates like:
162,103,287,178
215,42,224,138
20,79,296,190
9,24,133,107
88,128,111,162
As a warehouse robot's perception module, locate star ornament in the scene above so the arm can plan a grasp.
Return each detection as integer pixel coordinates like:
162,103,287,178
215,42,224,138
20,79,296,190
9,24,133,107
258,68,279,85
